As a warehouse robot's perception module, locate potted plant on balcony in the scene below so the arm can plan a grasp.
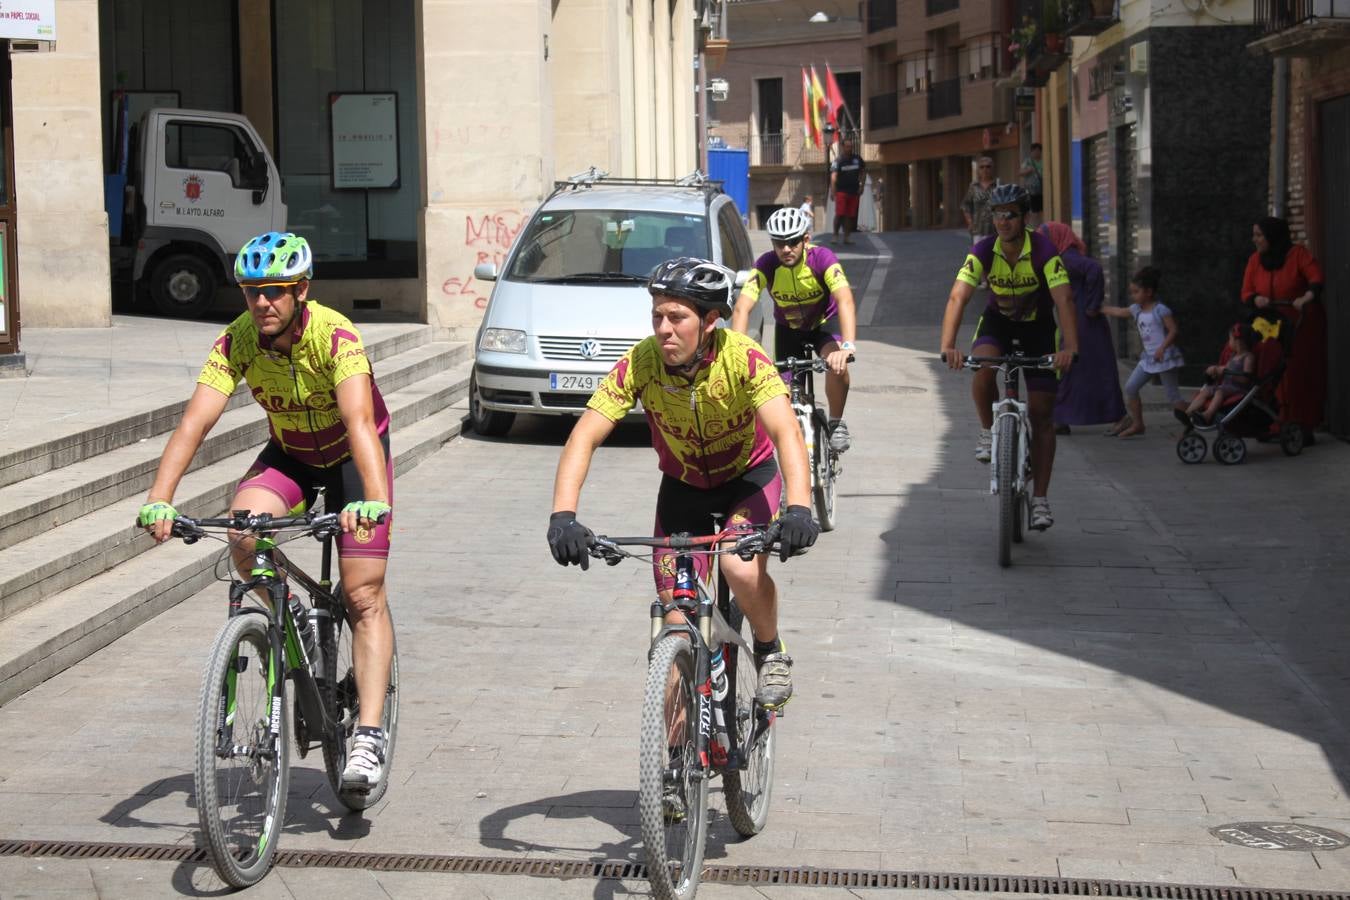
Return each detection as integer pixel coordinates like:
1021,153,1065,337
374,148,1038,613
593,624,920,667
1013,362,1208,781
1008,16,1037,61
1041,0,1066,54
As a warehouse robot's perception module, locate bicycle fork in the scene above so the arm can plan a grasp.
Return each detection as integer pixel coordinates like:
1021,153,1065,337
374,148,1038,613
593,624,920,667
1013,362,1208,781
988,403,1029,497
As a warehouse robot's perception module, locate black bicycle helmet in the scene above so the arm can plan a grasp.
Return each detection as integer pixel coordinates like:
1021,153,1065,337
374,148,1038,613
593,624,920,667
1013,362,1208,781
987,183,1030,214
648,256,734,318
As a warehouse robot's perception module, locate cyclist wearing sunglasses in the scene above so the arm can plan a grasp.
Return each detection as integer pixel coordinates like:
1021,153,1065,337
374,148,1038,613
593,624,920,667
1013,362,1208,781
730,206,858,453
138,230,396,793
939,184,1078,530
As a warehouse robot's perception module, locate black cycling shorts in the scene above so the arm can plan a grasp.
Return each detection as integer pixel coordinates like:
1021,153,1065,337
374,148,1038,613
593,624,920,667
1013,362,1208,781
971,311,1058,393
775,315,842,360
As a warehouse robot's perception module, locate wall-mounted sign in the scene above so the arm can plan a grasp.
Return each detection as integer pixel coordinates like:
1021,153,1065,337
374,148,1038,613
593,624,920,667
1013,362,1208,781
0,1,56,41
1014,87,1036,111
330,92,400,190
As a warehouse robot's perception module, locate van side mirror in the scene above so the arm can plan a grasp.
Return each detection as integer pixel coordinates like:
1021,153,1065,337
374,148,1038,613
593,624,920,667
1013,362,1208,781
473,262,498,282
734,269,751,290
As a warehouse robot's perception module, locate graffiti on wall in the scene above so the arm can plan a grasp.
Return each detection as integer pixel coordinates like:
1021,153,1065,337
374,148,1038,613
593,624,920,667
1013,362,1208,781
441,210,529,310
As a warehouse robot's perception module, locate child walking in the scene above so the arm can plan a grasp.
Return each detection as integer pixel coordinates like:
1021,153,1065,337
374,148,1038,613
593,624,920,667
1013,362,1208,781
1100,266,1184,437
1174,323,1256,427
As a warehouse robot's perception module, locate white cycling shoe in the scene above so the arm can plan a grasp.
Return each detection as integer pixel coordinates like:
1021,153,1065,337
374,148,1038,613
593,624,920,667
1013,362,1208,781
975,429,992,464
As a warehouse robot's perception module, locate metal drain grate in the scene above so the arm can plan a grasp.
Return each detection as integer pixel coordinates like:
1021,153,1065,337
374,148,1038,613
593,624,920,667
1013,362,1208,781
3,838,1348,898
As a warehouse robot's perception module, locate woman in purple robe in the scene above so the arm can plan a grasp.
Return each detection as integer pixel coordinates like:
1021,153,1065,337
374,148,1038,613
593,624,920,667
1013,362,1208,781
1040,223,1126,433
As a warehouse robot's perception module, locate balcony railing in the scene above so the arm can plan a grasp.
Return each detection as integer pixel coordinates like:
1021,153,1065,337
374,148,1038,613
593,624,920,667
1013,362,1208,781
927,77,962,119
867,0,898,32
755,133,788,167
1062,0,1118,35
1256,0,1350,32
869,91,899,129
926,0,959,14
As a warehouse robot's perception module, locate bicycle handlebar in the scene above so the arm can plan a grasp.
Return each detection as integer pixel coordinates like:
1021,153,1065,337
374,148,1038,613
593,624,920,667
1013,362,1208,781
940,352,1077,370
775,353,855,373
588,524,786,564
166,510,380,545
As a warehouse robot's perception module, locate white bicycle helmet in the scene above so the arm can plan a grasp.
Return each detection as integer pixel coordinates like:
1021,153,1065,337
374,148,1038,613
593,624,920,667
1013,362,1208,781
765,206,811,242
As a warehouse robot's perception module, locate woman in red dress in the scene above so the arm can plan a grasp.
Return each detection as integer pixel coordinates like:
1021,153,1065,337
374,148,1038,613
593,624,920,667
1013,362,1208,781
1240,216,1327,443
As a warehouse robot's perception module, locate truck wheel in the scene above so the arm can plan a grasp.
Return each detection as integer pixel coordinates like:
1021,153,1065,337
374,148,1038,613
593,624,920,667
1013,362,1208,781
149,254,218,318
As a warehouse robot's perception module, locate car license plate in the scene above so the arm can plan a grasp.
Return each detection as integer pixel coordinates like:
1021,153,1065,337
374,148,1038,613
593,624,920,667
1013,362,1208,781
549,373,602,392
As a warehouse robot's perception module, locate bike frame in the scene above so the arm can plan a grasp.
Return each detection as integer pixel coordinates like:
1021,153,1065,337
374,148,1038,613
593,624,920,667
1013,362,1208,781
777,352,830,493
986,366,1032,499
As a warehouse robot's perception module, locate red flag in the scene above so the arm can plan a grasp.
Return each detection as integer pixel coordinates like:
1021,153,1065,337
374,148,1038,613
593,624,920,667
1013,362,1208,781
825,65,848,133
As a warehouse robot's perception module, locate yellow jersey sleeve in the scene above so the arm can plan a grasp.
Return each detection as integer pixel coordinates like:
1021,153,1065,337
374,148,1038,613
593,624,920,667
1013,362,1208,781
822,262,849,294
197,320,246,397
587,342,647,422
956,253,984,288
326,316,374,387
740,336,789,409
1042,254,1070,291
739,267,767,302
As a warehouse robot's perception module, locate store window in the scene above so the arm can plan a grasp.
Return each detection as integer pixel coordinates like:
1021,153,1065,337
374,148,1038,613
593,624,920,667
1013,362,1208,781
274,1,419,276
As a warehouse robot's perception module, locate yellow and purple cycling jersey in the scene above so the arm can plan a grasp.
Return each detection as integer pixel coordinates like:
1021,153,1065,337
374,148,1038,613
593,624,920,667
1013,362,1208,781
587,328,787,489
741,244,850,331
956,230,1069,323
197,301,390,467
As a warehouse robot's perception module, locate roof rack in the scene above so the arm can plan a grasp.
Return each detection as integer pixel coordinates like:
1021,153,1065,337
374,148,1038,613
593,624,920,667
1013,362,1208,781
551,168,724,196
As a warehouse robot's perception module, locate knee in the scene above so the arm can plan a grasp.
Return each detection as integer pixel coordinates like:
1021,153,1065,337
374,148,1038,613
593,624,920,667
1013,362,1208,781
342,581,387,618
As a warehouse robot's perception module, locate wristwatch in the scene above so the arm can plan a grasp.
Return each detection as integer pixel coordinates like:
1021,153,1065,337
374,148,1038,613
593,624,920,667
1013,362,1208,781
839,341,856,352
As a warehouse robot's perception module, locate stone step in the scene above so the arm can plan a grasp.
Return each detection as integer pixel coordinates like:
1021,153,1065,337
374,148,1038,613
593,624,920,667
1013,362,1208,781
0,378,471,706
0,324,434,490
0,341,469,552
0,359,473,625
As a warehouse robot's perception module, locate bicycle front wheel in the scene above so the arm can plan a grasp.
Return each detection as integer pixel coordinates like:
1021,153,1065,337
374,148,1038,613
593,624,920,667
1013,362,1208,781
320,587,400,811
639,635,708,900
194,613,289,888
996,417,1017,567
812,417,838,532
721,604,775,836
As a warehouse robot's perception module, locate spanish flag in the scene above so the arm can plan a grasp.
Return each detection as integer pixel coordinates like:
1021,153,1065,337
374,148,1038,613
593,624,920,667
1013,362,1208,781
809,66,828,145
801,68,817,147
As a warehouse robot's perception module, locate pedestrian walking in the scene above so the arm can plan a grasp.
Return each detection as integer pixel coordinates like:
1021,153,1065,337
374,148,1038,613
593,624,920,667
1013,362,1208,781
1240,215,1327,444
1039,222,1125,434
961,157,998,243
829,139,866,244
799,194,814,232
1020,143,1044,228
1100,266,1184,438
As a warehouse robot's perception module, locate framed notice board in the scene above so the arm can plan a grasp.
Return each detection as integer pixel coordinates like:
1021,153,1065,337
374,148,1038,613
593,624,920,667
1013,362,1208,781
329,92,401,190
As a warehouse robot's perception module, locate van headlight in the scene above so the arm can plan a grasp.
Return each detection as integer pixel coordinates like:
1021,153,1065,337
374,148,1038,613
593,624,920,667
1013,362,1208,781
480,328,527,353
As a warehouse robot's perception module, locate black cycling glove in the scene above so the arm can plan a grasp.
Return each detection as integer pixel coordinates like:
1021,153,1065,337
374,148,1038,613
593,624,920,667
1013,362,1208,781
547,511,594,570
776,504,819,562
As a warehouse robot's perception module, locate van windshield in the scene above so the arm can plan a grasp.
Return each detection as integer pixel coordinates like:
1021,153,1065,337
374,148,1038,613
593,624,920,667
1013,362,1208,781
504,210,709,283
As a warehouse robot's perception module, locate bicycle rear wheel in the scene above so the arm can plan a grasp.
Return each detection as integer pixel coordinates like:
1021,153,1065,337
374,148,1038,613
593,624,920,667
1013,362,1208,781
996,417,1017,567
812,417,837,532
194,613,288,888
320,587,400,810
639,634,708,900
720,600,775,836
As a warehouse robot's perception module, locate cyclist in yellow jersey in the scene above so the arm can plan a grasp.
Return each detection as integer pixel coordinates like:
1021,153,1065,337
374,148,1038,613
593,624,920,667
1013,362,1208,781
138,231,395,794
940,185,1078,530
731,206,858,453
548,257,818,710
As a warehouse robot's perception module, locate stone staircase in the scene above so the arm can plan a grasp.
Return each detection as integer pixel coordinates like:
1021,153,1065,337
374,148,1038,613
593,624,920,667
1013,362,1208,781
0,326,472,705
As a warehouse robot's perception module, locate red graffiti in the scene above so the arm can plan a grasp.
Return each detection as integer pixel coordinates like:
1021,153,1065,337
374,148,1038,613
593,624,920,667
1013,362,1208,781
465,211,526,250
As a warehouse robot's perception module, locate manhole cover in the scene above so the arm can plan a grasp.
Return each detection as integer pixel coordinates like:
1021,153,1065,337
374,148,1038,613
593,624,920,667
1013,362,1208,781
850,385,928,395
1211,821,1350,851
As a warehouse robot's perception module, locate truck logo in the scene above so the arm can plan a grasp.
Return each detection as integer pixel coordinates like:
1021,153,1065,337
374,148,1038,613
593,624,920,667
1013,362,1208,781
579,340,602,359
183,174,204,203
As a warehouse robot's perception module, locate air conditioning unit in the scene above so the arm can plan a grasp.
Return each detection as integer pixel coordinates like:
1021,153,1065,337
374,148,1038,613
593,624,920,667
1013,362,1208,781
1129,42,1148,74
9,40,56,54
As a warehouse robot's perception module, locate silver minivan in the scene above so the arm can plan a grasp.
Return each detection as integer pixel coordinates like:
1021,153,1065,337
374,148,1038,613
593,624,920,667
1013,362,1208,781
468,172,765,436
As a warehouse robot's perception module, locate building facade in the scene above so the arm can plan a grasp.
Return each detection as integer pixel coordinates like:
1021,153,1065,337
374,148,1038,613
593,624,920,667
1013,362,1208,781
709,0,875,231
0,0,704,358
1248,4,1350,434
864,0,1024,230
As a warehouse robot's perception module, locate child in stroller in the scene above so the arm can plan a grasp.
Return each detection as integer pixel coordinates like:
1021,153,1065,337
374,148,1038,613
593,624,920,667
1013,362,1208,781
1173,314,1305,465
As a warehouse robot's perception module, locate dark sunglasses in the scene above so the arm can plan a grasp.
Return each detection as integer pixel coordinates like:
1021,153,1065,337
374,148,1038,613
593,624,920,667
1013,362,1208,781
242,284,294,301
978,165,993,169
992,210,1021,221
771,237,804,249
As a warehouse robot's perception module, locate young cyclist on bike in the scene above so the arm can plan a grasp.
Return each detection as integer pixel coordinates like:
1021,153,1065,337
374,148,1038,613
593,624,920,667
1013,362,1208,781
548,257,819,710
137,231,395,793
730,206,858,453
939,184,1078,531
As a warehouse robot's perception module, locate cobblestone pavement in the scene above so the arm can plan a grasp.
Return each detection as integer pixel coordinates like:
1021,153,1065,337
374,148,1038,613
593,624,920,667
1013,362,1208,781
3,231,1349,898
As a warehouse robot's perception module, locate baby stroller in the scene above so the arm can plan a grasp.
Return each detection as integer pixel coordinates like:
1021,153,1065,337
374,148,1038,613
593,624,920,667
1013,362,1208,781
1175,317,1304,465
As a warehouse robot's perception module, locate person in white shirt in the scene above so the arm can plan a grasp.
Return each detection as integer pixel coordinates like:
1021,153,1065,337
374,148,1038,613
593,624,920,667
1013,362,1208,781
798,195,814,232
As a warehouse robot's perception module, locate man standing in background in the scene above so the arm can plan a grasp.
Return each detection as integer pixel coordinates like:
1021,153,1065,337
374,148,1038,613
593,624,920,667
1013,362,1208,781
830,139,866,245
1020,142,1044,228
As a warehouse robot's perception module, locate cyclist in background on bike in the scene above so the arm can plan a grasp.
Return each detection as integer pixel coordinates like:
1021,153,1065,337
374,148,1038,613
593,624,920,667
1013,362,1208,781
137,231,395,793
548,257,819,710
939,184,1078,531
730,206,858,454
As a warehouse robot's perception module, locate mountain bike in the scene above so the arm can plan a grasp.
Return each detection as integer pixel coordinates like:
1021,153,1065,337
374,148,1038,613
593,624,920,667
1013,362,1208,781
170,508,400,887
587,522,782,900
775,350,850,532
956,352,1057,568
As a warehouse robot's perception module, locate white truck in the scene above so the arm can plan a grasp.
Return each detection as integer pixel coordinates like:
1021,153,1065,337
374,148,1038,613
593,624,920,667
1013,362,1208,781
107,108,287,317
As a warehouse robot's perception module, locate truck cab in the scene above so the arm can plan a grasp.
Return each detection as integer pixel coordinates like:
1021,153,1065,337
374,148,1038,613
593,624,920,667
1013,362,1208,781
109,108,286,317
